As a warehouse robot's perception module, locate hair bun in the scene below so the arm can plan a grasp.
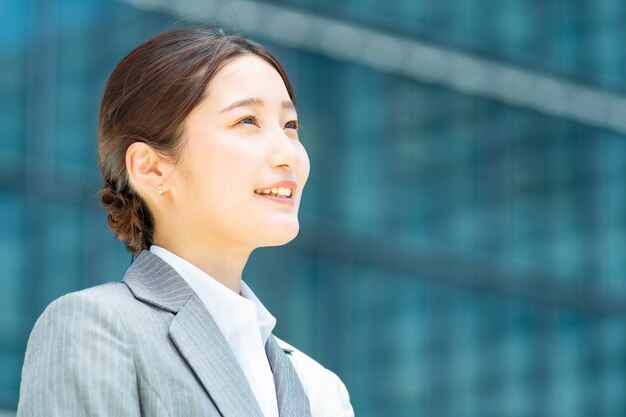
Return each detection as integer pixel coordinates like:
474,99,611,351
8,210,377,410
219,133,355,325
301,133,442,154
100,180,152,255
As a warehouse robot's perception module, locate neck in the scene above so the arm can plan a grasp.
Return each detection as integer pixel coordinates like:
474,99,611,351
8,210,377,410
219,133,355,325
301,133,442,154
152,238,251,294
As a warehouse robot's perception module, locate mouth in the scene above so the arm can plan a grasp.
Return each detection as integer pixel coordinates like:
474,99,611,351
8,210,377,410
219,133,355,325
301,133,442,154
253,182,296,207
253,180,297,199
253,188,293,199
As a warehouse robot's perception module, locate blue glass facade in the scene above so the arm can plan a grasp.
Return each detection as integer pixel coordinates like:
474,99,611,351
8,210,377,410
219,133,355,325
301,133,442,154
1,0,626,416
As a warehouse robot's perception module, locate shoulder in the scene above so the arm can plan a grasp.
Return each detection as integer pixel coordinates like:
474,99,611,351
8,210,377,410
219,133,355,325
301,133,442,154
27,282,135,348
36,282,134,320
274,336,355,417
18,283,142,416
22,282,139,380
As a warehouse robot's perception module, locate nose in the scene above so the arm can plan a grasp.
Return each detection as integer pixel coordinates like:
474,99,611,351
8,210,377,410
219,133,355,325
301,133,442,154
268,124,301,169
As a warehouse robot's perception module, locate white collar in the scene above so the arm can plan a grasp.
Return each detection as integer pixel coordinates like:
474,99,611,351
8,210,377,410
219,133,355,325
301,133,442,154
149,245,276,345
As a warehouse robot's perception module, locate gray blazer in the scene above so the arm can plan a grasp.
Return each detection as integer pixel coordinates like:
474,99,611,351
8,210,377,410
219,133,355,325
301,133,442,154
17,250,313,417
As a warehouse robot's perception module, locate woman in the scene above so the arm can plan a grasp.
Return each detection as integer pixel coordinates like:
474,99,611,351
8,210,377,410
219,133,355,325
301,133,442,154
17,26,354,417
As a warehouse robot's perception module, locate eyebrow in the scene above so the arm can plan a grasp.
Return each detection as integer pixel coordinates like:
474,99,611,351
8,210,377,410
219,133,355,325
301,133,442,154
219,97,296,114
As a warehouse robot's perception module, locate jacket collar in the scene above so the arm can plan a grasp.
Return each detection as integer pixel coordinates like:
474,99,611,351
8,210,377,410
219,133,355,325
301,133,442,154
122,249,194,313
122,250,311,417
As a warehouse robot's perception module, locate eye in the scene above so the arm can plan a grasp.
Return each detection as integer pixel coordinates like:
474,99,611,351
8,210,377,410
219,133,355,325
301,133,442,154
285,120,299,130
237,116,259,126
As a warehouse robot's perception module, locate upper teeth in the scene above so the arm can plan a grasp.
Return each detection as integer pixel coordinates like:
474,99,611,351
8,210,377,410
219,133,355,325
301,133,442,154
255,186,292,197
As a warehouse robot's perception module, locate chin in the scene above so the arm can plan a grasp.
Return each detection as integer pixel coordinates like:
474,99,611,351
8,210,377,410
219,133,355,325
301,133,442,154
258,222,300,247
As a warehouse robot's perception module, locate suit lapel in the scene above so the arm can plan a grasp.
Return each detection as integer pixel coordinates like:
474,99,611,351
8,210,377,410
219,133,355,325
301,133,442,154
265,334,312,417
170,294,264,417
123,250,263,417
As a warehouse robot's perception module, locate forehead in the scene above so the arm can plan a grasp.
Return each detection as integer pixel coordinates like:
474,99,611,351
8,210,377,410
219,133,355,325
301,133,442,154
204,53,290,106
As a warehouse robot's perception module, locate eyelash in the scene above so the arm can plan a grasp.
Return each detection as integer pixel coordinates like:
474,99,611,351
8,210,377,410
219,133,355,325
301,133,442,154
237,116,299,131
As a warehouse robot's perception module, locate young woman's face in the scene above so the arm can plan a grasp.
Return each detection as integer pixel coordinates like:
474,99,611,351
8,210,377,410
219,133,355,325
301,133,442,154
171,53,310,251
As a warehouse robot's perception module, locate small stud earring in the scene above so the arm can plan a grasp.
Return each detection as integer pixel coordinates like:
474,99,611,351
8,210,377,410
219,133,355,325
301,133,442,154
158,184,165,196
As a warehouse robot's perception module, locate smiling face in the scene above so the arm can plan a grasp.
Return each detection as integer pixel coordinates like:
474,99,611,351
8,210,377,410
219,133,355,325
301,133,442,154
166,53,310,252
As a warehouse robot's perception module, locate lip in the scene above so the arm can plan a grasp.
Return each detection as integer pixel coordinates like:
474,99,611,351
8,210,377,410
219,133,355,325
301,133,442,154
254,193,295,206
254,180,297,193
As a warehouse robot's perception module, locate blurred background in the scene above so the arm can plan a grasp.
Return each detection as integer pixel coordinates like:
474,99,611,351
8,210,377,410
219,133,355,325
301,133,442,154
2,0,626,416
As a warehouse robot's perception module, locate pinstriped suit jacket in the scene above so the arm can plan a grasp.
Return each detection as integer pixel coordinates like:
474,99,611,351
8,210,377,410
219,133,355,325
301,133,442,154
16,249,337,417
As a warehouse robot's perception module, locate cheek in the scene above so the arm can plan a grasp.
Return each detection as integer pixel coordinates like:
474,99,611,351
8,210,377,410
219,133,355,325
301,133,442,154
299,146,311,182
181,143,224,199
187,143,257,200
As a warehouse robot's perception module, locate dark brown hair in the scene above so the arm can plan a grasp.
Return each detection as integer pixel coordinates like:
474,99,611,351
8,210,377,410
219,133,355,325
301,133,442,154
98,26,296,256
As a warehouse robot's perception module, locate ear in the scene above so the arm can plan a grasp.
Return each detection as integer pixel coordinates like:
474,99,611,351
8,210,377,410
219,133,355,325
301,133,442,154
126,142,174,196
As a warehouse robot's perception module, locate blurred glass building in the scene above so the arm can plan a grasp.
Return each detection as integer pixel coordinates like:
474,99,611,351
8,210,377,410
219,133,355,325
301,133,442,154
1,0,626,416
